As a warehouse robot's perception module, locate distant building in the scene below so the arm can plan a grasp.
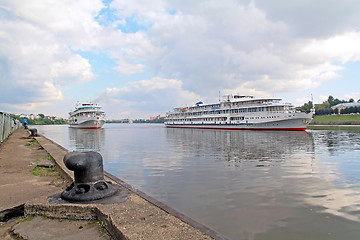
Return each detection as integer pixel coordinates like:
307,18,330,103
150,114,164,120
331,102,360,111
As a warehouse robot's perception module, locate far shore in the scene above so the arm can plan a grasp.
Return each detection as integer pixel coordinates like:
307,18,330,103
310,114,360,126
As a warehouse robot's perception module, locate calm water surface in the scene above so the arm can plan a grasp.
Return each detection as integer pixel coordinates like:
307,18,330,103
34,124,360,240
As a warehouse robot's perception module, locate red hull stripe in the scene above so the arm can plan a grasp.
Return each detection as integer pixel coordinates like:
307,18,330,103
166,126,307,131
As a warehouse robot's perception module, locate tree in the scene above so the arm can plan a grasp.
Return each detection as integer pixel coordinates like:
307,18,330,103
38,113,45,118
300,101,313,113
315,101,330,111
349,98,355,103
333,98,343,106
327,96,334,107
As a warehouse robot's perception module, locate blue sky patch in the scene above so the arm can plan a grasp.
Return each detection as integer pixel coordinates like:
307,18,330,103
168,9,177,15
95,4,120,27
116,16,150,33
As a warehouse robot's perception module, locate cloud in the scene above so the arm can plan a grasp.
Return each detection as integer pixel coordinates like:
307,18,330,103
41,81,63,101
253,0,360,38
113,58,145,75
50,54,95,85
318,95,330,103
99,77,200,118
2,102,51,112
343,92,360,101
105,0,360,110
0,0,101,112
110,0,358,101
303,31,360,63
1,0,360,117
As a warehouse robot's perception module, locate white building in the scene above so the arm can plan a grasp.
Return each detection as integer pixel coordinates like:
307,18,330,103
331,102,360,111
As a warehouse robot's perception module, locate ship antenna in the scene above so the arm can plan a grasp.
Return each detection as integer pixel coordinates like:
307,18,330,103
311,93,315,111
219,90,221,102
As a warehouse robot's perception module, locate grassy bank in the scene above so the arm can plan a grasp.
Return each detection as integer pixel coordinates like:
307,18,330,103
312,115,360,122
307,125,360,131
308,114,360,130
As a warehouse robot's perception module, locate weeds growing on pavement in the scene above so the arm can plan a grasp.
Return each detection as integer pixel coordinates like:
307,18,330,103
30,165,57,177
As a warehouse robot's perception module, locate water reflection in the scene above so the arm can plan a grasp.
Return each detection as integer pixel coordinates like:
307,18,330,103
166,128,315,167
164,128,360,239
311,130,360,155
68,127,105,152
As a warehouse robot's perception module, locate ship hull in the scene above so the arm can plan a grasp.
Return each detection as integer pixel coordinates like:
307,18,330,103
69,119,105,129
165,118,311,131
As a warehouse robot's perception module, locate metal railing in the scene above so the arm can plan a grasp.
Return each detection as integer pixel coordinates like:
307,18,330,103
0,112,22,144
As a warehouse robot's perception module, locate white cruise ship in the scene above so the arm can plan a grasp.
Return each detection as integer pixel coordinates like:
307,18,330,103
68,102,105,129
165,95,314,131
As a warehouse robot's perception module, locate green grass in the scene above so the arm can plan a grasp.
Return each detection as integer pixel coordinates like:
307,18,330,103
26,139,39,146
15,216,32,225
313,115,360,122
26,141,34,146
30,166,57,177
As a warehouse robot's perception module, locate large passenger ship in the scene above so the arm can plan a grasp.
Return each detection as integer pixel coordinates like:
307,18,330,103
68,102,105,129
165,95,314,131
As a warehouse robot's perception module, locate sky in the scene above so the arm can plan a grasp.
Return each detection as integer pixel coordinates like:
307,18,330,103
1,0,360,119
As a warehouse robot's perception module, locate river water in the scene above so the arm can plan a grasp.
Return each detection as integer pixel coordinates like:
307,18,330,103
34,123,360,240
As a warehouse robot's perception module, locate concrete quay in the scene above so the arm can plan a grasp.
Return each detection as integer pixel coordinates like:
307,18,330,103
0,129,228,240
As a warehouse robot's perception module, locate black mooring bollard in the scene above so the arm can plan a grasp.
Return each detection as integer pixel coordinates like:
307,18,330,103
60,151,117,202
29,128,38,137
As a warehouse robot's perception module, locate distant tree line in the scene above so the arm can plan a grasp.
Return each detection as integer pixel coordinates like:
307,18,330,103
299,96,360,115
106,119,130,123
12,115,67,125
133,117,165,123
339,106,360,114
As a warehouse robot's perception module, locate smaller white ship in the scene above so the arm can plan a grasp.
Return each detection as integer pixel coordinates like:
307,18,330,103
68,102,105,129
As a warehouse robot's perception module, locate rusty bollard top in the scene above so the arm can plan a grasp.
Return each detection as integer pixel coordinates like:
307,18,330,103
61,151,117,202
64,151,104,183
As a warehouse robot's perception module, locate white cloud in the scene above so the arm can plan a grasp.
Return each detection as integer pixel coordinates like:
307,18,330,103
41,81,63,101
113,59,145,75
0,0,103,113
100,77,200,118
344,92,360,101
50,54,95,85
295,98,311,105
112,0,357,101
1,0,360,117
318,95,330,103
303,32,360,63
253,0,360,38
2,102,51,112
